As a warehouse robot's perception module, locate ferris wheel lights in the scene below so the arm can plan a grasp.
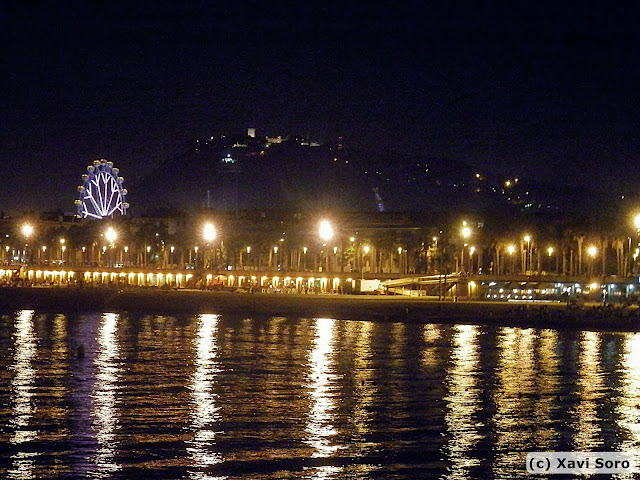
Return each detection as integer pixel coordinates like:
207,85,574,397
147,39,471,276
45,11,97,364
74,200,82,205
121,189,128,195
112,168,119,174
77,159,128,218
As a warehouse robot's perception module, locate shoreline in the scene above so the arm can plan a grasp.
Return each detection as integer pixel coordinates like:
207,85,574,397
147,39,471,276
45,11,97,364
0,286,638,331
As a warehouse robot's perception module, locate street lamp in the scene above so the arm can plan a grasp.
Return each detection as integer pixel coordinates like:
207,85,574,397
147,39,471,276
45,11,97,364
203,223,216,269
60,238,66,264
469,246,476,274
21,223,33,264
588,245,597,276
360,245,371,277
105,227,117,245
203,223,216,242
523,235,532,273
318,220,334,272
507,244,515,274
460,221,471,274
194,245,198,264
633,214,640,274
105,227,117,267
21,223,33,239
319,220,334,241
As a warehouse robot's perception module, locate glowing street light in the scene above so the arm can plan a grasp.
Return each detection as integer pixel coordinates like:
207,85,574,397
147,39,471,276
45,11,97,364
588,245,597,276
203,223,216,242
460,222,472,274
523,234,532,273
21,223,33,264
21,223,33,239
105,227,117,245
202,223,217,269
319,220,334,241
507,244,516,275
468,246,476,274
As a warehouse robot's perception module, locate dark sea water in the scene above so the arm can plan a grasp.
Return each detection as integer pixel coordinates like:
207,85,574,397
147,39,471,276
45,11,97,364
1,310,639,479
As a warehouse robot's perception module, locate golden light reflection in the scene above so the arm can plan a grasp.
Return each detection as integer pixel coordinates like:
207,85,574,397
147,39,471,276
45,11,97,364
188,314,223,478
91,313,121,474
493,327,537,475
421,324,442,368
305,317,341,478
616,332,640,476
8,310,38,479
534,329,560,448
351,321,375,447
443,324,481,479
573,331,604,450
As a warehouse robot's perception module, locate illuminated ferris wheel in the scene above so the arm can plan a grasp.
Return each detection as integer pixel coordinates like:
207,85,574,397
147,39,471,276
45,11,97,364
75,159,129,219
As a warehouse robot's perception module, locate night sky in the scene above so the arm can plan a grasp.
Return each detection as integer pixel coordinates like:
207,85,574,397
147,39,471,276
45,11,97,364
2,3,640,215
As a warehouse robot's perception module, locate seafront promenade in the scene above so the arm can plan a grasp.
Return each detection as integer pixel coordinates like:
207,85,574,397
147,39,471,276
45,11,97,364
1,286,639,331
2,265,639,304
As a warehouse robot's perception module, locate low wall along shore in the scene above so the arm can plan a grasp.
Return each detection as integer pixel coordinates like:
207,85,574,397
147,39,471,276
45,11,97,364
0,287,638,331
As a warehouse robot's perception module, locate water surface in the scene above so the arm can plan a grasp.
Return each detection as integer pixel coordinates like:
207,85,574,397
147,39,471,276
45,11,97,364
1,310,639,479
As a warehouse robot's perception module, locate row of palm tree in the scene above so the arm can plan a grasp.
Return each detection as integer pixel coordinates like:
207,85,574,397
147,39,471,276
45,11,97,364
2,214,639,277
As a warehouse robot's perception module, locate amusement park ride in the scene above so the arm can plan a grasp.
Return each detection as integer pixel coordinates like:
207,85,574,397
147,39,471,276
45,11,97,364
75,159,129,219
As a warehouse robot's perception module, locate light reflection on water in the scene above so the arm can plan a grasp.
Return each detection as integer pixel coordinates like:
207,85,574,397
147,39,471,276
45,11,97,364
535,329,560,449
8,310,38,480
2,312,640,479
91,312,121,476
615,333,640,479
188,313,224,480
305,318,342,479
443,324,482,480
492,327,538,477
574,331,604,450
